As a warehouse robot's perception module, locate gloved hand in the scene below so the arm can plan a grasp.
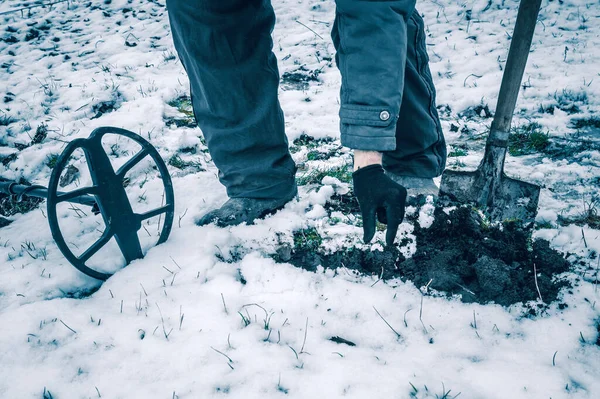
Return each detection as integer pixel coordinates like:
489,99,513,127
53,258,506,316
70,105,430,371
352,164,407,246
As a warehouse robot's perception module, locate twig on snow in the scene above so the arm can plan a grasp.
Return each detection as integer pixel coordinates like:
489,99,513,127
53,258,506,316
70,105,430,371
221,293,228,315
211,346,234,369
156,302,173,340
296,20,324,40
59,319,76,334
300,317,309,354
373,306,402,339
403,308,412,328
0,0,72,17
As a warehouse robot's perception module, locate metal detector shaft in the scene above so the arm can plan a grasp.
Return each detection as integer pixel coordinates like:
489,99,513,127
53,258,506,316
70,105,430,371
0,181,97,208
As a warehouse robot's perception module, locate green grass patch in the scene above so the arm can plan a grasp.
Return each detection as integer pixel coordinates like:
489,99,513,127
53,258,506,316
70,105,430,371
166,95,196,128
31,123,48,145
557,196,600,229
0,115,15,126
306,149,337,161
297,164,352,186
306,150,322,161
448,148,468,157
293,227,323,251
46,153,60,169
553,89,588,114
570,116,600,130
167,95,194,116
535,221,554,230
508,122,550,156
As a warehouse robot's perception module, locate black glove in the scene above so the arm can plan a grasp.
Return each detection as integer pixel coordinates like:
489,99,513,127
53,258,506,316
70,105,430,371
352,164,407,246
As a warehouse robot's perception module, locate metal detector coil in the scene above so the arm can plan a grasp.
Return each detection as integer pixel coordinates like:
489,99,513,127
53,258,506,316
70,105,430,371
1,127,175,280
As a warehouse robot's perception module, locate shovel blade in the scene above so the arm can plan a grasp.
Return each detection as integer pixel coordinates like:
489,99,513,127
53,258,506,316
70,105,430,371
490,175,540,225
439,169,480,204
440,169,540,226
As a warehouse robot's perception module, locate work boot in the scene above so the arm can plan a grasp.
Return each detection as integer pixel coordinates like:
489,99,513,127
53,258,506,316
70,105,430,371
195,190,297,227
385,172,438,199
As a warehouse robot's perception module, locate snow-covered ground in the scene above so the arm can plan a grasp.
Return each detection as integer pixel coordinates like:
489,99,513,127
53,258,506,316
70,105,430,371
1,0,599,398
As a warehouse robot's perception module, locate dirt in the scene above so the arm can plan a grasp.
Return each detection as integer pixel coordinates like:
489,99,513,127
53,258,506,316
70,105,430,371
323,192,360,215
91,96,122,119
280,66,321,91
458,104,493,119
59,165,80,188
288,206,571,307
0,217,11,228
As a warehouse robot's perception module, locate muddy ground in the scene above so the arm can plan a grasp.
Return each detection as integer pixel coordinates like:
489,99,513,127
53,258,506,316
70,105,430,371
288,206,571,307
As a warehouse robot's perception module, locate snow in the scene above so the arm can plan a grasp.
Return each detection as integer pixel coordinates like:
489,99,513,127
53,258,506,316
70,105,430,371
1,0,600,398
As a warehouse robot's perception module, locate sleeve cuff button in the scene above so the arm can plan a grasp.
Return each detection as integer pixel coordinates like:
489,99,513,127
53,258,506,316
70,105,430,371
379,110,390,121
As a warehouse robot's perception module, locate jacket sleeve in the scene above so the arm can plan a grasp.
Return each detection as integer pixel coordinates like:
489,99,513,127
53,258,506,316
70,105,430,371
332,0,417,151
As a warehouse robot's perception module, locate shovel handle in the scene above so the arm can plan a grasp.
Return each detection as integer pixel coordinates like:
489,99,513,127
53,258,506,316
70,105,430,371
488,0,542,148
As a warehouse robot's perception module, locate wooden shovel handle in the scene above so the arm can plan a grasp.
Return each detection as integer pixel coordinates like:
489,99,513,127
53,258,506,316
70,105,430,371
488,0,542,148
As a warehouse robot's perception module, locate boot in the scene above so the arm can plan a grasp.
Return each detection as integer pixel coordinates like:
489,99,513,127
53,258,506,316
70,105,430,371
195,189,297,227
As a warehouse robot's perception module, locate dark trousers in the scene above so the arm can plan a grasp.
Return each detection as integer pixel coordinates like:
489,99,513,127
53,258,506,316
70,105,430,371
166,0,446,200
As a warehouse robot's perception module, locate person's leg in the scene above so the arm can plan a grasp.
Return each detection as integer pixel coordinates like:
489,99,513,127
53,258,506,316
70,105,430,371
382,10,447,181
166,0,297,226
332,0,417,152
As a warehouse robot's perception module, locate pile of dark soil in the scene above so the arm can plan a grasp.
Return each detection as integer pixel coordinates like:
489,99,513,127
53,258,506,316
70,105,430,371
288,207,571,306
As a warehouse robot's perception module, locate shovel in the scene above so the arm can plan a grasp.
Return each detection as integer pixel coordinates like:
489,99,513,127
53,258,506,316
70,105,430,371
440,0,542,226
